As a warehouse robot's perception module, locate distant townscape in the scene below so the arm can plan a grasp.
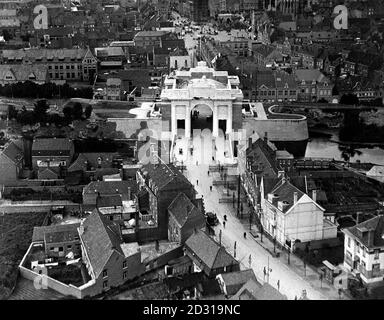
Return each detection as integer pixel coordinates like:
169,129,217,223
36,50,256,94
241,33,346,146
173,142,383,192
1,0,384,302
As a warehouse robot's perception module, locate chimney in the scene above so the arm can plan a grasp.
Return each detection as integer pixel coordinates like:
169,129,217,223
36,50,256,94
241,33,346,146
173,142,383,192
79,220,84,235
312,190,317,202
367,230,374,247
264,132,268,143
293,192,298,204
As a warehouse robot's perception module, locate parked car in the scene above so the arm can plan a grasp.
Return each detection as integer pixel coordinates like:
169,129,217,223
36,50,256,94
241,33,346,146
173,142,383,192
206,212,219,226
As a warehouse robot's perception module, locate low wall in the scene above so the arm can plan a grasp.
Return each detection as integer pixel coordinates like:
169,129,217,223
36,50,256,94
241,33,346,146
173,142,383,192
19,266,82,299
18,242,95,299
243,118,309,142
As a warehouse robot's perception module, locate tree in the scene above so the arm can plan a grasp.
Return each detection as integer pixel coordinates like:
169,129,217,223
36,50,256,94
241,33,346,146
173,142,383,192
17,110,36,125
340,93,359,105
72,102,83,120
7,105,18,120
84,105,93,119
62,105,73,122
33,99,49,123
2,29,12,41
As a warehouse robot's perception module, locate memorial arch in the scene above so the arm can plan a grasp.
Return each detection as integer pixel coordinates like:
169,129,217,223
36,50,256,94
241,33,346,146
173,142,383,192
161,61,244,139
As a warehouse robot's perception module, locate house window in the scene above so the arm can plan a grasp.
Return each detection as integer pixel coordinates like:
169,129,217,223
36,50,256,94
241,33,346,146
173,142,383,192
59,247,64,252
103,280,108,288
375,249,380,260
123,261,127,269
67,245,72,249
103,269,108,278
372,263,381,277
123,271,127,279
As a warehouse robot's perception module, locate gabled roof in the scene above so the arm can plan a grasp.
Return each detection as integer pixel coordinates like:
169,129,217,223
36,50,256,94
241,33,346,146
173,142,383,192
38,167,59,180
185,230,238,270
1,140,23,164
32,138,72,153
168,193,203,228
231,279,287,300
218,269,257,293
97,194,123,208
0,65,48,82
83,180,137,197
80,210,124,278
32,223,80,243
270,180,305,213
141,163,192,191
344,215,384,249
246,138,279,176
68,152,118,172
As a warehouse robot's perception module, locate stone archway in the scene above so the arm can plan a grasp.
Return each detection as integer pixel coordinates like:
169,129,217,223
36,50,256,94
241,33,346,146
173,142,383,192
190,104,213,133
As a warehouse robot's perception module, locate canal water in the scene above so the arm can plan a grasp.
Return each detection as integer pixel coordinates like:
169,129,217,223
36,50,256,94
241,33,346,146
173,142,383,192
305,130,384,165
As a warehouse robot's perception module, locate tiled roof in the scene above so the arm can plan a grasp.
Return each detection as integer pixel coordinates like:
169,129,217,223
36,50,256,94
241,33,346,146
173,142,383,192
134,30,168,38
1,140,23,164
247,138,279,176
32,223,80,243
185,230,238,270
344,215,384,249
68,152,118,172
2,48,92,62
231,279,287,300
168,193,203,228
141,163,192,191
97,194,123,208
270,180,305,213
0,64,48,82
219,269,258,295
32,138,72,153
81,210,124,278
83,180,137,197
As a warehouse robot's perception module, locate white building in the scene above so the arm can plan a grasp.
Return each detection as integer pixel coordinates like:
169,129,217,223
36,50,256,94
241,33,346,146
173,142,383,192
160,61,243,139
342,215,384,284
169,47,192,71
260,177,337,250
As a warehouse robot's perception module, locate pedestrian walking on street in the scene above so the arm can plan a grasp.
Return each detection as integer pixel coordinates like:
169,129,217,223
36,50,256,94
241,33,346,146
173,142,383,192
212,156,215,161
207,170,210,176
223,221,226,228
243,232,246,239
196,179,199,186
224,214,227,221
263,267,266,280
210,186,212,192
277,280,280,291
196,161,198,166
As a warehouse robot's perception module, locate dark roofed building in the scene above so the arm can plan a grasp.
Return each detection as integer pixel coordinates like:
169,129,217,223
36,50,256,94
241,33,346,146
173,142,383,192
79,210,143,295
136,163,197,241
167,193,206,244
184,230,240,277
216,269,258,296
83,180,137,206
31,138,74,174
0,140,24,185
230,279,287,300
32,223,81,258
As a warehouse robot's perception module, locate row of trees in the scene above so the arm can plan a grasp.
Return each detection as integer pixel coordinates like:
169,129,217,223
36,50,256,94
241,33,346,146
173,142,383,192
8,100,92,126
0,81,93,99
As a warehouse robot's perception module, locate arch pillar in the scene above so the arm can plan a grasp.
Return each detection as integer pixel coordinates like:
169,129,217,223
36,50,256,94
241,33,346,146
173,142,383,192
212,105,219,137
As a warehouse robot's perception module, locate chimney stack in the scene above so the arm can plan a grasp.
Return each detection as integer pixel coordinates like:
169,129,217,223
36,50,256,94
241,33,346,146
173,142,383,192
368,230,374,247
293,192,298,204
79,220,84,236
312,190,317,202
264,132,268,142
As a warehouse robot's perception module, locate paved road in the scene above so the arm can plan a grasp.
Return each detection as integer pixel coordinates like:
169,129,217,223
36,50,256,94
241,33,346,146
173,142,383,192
174,132,346,300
